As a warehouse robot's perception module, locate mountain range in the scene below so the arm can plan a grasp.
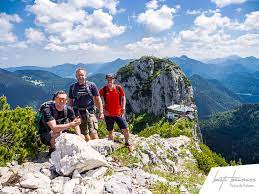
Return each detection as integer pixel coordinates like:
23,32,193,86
222,71,259,103
13,70,75,95
6,58,131,78
2,55,259,112
190,75,241,118
200,103,259,164
0,68,48,108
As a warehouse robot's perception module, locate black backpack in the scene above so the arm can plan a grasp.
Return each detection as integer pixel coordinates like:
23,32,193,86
35,101,68,135
70,81,93,99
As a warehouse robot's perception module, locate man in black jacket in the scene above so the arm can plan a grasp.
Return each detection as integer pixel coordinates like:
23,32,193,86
40,90,84,150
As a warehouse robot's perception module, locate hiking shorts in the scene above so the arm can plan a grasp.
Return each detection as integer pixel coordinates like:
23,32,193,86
104,116,128,131
80,113,98,135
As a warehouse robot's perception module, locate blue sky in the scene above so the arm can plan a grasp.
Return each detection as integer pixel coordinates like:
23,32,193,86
0,0,258,67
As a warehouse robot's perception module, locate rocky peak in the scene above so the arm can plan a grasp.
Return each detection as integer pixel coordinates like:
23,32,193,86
116,56,193,116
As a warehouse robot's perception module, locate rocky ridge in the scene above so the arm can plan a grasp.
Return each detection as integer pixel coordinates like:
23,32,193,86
0,133,205,194
117,56,193,116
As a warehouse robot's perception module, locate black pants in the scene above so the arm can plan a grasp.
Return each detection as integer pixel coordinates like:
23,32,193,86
104,116,128,131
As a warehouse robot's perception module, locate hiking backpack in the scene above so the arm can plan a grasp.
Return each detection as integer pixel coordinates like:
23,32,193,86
70,81,93,99
102,85,122,105
70,81,95,109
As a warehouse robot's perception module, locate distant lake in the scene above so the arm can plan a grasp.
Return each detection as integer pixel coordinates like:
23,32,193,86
236,93,259,97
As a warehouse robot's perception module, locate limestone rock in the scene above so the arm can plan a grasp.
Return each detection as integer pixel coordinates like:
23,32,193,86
0,186,21,194
83,167,108,179
180,185,191,194
86,139,115,156
131,168,167,186
104,173,132,194
135,188,153,194
0,167,13,187
63,178,80,194
50,133,107,176
166,135,191,150
19,172,50,189
50,176,71,193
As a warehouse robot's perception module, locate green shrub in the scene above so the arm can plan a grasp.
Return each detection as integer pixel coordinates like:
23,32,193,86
131,113,161,134
117,62,134,81
191,144,228,174
0,96,43,166
139,117,194,138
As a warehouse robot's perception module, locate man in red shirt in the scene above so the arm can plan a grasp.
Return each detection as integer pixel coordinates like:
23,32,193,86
99,74,133,152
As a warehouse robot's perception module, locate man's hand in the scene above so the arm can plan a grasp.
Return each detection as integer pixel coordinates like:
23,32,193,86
104,109,109,116
70,116,81,127
98,112,104,120
121,108,125,116
78,134,85,140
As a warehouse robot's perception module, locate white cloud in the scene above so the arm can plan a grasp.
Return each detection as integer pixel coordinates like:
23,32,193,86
194,12,232,32
236,34,259,46
243,11,259,31
211,0,247,8
44,43,67,52
45,42,108,52
28,0,125,49
175,5,181,10
186,9,202,15
28,0,86,24
0,13,22,43
177,12,235,47
8,41,28,48
67,0,119,15
60,9,126,44
48,36,62,44
236,8,242,13
125,37,165,51
25,28,46,44
137,5,176,33
146,0,159,10
168,11,259,59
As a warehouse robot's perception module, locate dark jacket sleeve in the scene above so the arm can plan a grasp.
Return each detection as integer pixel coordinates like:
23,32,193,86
43,106,54,122
91,83,99,96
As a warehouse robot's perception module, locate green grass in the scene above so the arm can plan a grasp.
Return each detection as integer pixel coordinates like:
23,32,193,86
111,147,140,166
150,182,180,194
97,120,123,139
104,167,114,176
144,159,206,194
97,120,108,139
144,165,175,182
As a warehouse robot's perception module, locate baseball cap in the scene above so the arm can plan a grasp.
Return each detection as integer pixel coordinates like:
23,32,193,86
106,73,116,79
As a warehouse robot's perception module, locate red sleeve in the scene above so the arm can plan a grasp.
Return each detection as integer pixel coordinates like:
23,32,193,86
99,88,104,96
118,85,125,96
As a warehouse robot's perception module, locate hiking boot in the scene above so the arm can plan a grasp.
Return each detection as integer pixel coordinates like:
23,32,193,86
125,143,134,152
108,134,114,141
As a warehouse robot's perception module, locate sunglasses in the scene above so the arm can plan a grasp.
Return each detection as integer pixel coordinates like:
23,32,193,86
56,97,67,103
